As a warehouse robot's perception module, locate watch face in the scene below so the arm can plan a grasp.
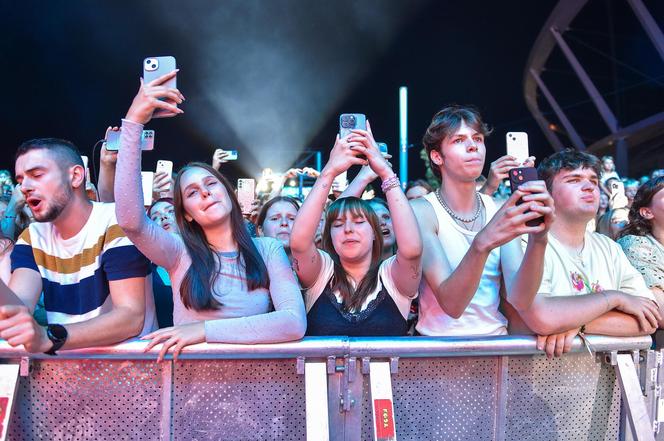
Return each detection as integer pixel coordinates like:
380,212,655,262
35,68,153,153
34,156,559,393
48,325,67,341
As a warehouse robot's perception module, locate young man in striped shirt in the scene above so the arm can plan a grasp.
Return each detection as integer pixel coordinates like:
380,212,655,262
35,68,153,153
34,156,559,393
0,138,155,354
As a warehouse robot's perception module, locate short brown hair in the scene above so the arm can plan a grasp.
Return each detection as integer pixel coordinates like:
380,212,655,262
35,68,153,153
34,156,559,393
422,105,492,181
537,149,601,192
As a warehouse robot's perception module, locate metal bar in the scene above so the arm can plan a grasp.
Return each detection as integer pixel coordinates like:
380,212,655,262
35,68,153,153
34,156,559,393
494,356,509,441
642,351,658,433
530,69,586,150
0,336,651,360
626,0,664,61
616,137,629,177
616,353,656,441
525,95,567,152
160,361,173,441
306,362,330,441
398,87,408,189
316,151,322,172
343,358,363,441
550,27,619,133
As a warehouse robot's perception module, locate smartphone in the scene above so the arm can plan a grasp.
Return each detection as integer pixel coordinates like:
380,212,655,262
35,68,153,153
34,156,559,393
105,128,155,151
610,180,628,209
506,132,529,165
156,160,173,177
217,149,238,161
141,171,154,206
377,142,388,156
509,167,543,227
339,113,367,139
237,179,256,214
143,56,177,89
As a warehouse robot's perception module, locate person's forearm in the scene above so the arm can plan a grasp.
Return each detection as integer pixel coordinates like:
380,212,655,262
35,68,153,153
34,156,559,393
60,305,145,350
479,181,498,196
384,176,421,260
340,170,374,199
290,169,335,254
506,238,547,311
0,279,27,307
585,311,653,336
115,119,147,232
434,241,490,318
520,292,620,335
97,162,116,202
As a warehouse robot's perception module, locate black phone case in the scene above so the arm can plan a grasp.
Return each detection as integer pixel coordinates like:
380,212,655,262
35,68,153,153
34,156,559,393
509,167,544,227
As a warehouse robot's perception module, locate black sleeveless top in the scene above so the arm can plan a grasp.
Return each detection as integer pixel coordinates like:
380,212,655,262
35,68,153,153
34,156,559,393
305,280,409,337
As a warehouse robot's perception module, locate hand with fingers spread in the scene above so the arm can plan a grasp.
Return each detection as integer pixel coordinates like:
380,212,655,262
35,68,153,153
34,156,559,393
141,322,206,362
301,167,320,179
347,121,393,180
125,69,184,125
536,328,579,358
610,292,661,333
482,155,536,195
0,305,52,353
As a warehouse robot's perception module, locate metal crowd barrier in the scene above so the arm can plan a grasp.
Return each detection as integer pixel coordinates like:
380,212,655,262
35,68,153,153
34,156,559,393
0,335,661,441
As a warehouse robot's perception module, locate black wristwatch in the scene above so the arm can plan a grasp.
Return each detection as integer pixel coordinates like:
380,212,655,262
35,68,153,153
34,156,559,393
44,324,68,355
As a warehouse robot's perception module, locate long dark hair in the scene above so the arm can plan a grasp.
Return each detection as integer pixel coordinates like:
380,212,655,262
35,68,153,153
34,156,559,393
321,197,383,312
173,162,269,311
619,176,664,239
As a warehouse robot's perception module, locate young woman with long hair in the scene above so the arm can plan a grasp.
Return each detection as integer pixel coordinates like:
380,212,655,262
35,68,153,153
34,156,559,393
115,71,305,361
289,123,422,336
618,176,664,297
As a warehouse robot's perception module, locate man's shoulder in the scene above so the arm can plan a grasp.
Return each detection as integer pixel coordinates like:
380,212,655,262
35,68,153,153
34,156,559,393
409,195,436,229
586,231,622,256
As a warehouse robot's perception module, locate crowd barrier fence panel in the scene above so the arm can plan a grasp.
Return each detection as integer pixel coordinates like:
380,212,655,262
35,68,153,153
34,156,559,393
0,335,658,441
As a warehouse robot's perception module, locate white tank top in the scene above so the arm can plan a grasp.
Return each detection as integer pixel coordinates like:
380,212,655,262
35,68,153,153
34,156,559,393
416,191,508,336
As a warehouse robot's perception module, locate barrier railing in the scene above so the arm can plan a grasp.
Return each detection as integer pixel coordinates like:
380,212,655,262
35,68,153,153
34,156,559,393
0,335,660,440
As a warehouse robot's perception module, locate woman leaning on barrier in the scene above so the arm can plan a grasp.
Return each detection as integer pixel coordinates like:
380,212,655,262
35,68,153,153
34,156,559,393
618,176,664,302
289,122,422,336
114,70,306,361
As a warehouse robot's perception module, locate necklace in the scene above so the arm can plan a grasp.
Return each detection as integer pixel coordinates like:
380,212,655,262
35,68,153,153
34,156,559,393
435,188,482,223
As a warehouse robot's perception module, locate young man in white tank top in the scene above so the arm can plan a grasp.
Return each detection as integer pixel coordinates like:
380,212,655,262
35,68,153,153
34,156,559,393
410,105,554,336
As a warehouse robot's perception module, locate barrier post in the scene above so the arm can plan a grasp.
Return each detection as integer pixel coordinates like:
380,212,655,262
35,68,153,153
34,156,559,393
369,361,397,441
0,364,19,441
305,361,330,441
613,352,656,441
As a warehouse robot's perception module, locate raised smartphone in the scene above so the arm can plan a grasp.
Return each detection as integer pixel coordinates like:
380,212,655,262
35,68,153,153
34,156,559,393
610,180,628,209
506,132,529,165
217,149,238,161
143,56,177,88
509,167,543,227
339,113,366,139
141,171,154,206
156,160,173,177
105,128,155,151
237,178,256,214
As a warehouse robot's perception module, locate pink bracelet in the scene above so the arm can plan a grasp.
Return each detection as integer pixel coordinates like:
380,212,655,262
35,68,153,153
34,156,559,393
381,174,400,193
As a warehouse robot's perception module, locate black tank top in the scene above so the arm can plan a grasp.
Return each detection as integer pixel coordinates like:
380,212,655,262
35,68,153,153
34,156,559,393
305,280,409,337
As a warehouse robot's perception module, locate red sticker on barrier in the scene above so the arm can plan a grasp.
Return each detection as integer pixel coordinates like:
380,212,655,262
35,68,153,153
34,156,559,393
374,398,395,440
0,396,8,436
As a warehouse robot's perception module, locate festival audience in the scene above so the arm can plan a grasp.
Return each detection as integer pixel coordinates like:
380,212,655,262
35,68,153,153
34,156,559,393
290,122,422,336
114,70,305,361
0,138,156,354
411,105,554,336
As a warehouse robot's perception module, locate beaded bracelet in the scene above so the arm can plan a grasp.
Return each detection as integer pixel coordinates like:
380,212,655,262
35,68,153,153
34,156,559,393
380,174,400,193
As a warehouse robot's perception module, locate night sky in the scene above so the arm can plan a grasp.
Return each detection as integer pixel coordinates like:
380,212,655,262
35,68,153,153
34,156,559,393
2,1,662,182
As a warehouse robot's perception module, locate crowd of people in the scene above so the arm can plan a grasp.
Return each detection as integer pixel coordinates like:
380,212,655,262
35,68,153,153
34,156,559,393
0,69,662,361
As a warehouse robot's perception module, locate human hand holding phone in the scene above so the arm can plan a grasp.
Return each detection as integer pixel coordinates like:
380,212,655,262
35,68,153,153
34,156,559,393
125,70,184,125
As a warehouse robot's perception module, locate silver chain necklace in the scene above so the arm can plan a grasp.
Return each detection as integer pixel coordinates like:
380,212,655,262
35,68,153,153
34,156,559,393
435,188,482,223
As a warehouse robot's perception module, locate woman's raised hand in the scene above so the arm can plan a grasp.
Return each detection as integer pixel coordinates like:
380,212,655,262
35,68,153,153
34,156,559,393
323,133,368,177
125,70,184,125
349,120,393,180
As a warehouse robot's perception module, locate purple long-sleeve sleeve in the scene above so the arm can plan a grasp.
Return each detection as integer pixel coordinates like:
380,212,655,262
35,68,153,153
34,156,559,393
114,119,185,271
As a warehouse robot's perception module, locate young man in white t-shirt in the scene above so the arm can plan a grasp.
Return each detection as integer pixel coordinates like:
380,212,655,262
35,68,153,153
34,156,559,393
511,150,662,357
410,105,555,336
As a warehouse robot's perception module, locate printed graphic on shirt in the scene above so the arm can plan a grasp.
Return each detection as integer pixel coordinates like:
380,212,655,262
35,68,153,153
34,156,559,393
570,271,603,294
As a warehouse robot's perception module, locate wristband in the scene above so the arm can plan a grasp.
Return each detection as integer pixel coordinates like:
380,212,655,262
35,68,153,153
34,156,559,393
380,174,400,193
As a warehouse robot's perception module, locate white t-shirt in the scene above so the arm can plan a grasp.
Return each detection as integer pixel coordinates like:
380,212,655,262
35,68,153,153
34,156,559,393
304,250,415,320
538,231,655,300
417,192,509,336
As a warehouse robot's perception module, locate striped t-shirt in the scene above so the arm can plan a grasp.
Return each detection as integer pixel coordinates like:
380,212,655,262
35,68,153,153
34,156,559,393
10,202,156,335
